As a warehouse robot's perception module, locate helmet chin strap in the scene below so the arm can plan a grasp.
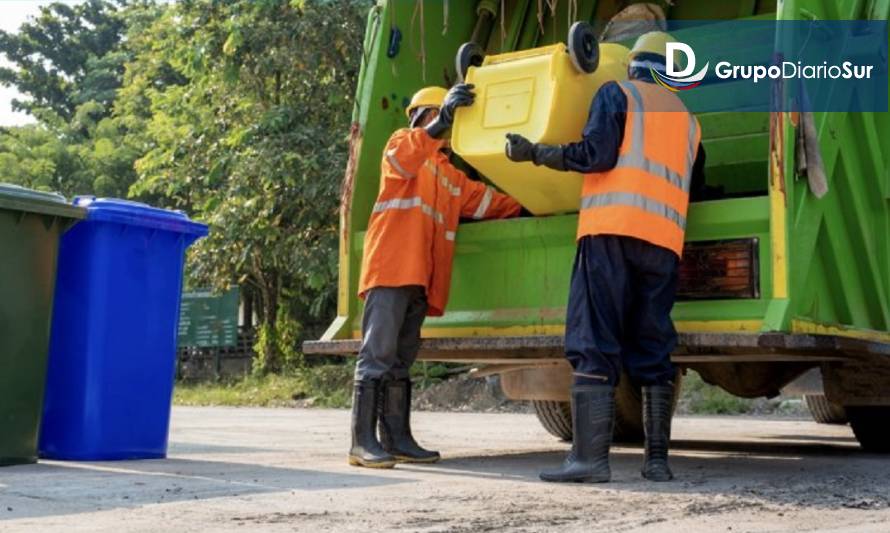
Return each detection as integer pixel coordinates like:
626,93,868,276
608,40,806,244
628,54,666,83
409,107,436,128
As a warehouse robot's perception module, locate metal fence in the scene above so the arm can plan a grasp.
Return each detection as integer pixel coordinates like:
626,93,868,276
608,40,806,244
176,328,256,381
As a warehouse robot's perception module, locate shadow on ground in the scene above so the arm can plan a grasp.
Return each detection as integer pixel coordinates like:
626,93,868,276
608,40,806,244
396,435,889,511
1,458,409,521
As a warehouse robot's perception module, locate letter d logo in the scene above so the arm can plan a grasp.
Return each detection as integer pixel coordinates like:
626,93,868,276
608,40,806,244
651,42,709,92
666,42,696,77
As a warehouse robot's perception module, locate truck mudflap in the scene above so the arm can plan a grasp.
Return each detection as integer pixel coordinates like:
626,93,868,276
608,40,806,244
303,332,889,365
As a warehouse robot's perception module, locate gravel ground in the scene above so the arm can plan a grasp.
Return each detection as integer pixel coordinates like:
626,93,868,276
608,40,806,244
2,407,888,532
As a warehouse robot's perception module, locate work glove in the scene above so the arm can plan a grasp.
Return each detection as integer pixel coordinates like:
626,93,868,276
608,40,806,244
426,83,475,139
505,133,566,171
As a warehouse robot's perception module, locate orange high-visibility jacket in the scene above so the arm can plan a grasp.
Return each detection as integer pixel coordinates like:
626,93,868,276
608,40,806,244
577,80,701,257
360,128,522,316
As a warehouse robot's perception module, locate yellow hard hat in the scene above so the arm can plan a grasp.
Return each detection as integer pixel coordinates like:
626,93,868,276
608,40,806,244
629,31,681,66
406,86,447,118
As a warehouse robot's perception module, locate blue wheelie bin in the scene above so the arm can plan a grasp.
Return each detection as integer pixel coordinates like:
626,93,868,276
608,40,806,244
39,198,208,460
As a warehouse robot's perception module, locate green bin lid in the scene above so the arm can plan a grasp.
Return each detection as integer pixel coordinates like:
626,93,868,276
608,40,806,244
0,183,86,219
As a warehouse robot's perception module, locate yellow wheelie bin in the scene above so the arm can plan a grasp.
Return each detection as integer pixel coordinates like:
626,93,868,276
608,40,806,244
453,23,629,215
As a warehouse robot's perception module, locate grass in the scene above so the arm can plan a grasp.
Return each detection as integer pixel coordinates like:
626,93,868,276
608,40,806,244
174,363,354,408
678,370,754,415
174,364,804,417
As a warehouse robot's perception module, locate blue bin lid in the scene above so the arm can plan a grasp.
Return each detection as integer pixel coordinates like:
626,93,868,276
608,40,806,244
74,197,209,236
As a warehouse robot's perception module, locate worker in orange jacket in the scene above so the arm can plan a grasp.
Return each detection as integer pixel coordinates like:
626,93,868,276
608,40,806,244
350,84,523,469
506,32,704,483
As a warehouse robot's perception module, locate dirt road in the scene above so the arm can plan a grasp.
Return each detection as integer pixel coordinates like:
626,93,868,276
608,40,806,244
2,407,889,532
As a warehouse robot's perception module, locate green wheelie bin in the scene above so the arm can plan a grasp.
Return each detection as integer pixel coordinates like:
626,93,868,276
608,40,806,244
0,184,84,466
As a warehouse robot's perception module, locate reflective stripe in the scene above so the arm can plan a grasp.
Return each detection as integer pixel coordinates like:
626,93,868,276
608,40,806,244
373,196,422,212
425,161,461,196
616,81,694,193
613,154,690,192
580,191,686,229
386,149,416,179
628,59,665,72
445,231,456,241
473,187,493,219
373,196,445,224
686,114,698,178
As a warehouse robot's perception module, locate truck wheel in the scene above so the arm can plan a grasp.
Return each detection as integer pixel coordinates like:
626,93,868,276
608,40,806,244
532,372,683,443
847,406,890,453
532,400,572,441
614,372,684,442
568,21,599,74
455,42,485,83
804,393,848,425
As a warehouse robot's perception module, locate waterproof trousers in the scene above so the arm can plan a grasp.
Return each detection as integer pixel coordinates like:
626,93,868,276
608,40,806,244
356,286,428,380
565,235,679,387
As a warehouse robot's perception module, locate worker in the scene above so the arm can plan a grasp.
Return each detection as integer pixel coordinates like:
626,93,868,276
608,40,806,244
505,32,705,483
350,84,523,469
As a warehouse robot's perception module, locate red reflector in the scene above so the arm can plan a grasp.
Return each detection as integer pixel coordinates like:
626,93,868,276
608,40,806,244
678,238,760,300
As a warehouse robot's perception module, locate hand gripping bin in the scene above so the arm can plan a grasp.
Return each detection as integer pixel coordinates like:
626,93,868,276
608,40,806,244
452,32,629,215
0,185,84,466
38,198,208,460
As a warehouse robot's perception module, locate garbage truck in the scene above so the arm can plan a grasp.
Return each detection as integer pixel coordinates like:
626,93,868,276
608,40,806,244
304,0,890,452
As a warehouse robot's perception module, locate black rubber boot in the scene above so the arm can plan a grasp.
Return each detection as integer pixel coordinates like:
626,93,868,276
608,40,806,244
540,385,614,483
379,378,441,463
348,379,397,468
642,384,674,481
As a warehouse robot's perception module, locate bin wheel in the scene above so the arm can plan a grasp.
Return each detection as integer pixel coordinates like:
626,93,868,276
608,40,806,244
568,21,599,74
456,42,485,82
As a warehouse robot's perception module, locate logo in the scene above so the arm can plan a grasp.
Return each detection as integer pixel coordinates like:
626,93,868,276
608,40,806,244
650,41,876,92
650,42,709,92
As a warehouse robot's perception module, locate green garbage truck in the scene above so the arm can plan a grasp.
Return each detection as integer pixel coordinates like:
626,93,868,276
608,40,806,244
304,0,890,452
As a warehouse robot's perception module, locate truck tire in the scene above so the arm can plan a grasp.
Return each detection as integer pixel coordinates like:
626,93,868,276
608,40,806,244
847,406,890,453
532,400,573,441
804,393,847,425
532,372,683,443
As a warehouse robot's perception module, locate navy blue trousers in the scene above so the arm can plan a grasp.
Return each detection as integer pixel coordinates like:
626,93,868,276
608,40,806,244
565,235,679,387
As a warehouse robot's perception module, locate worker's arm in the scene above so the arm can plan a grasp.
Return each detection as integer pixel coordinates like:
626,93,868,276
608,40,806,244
458,172,523,220
382,128,444,179
505,82,627,173
688,143,718,202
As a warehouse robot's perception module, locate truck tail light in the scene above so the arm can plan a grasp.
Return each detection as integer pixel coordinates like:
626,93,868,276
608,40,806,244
677,238,760,300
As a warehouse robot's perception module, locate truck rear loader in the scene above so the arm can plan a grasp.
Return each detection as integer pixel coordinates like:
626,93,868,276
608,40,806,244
305,0,890,452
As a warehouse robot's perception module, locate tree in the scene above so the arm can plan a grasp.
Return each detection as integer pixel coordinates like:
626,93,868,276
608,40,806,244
127,0,367,372
0,0,130,121
0,1,161,198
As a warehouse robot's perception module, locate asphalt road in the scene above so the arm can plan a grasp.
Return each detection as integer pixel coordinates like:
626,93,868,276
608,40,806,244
2,407,889,532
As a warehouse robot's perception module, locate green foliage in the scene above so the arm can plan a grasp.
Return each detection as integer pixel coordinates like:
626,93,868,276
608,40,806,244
0,0,129,120
679,371,757,415
411,362,453,389
1,0,367,374
0,1,160,197
174,363,354,408
125,0,367,373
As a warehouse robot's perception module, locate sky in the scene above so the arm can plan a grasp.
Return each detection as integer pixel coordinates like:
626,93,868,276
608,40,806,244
0,1,84,127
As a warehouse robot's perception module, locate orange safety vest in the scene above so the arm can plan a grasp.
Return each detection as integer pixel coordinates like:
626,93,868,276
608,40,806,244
577,80,701,257
360,128,522,316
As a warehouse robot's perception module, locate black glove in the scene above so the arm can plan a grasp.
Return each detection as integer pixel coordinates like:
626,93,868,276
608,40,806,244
505,133,535,162
426,83,475,138
506,133,566,171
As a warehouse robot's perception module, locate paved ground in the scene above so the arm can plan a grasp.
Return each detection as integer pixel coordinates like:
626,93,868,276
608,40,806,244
2,407,889,532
